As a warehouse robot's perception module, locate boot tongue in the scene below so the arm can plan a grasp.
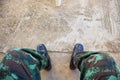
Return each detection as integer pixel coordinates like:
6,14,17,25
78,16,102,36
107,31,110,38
37,45,48,57
77,44,84,52
37,45,44,51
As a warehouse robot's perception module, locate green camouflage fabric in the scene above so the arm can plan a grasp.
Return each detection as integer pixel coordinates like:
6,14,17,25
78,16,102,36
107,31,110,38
0,48,48,80
0,48,120,80
74,51,120,80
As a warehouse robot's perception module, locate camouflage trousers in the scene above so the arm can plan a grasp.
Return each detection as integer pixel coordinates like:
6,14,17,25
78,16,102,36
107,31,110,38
74,51,120,80
0,48,48,80
0,49,120,80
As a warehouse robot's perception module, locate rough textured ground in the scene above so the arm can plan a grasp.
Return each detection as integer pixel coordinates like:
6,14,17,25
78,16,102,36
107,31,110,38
0,0,120,52
0,0,120,80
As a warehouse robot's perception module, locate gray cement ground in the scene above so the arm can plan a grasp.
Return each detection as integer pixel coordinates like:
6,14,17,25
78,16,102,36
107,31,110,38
0,0,120,52
0,0,120,80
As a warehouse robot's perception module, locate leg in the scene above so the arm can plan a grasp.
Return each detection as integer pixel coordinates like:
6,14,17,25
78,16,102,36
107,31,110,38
70,44,120,80
76,52,120,80
0,44,51,80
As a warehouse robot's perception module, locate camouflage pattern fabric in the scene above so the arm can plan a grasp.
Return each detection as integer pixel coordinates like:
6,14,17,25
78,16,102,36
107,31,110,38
1,49,120,80
0,48,48,80
74,51,120,80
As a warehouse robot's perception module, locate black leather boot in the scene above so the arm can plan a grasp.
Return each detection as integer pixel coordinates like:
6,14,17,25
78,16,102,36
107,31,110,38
70,43,84,70
37,44,52,71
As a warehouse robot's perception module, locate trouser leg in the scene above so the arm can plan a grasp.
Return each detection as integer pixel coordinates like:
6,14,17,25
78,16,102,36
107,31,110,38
0,48,48,80
74,51,120,80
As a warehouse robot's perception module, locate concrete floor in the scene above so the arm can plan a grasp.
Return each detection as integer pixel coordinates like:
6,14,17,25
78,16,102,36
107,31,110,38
0,0,120,80
0,0,120,52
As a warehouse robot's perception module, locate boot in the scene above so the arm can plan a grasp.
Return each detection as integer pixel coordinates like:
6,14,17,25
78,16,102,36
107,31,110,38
37,44,52,71
70,43,84,70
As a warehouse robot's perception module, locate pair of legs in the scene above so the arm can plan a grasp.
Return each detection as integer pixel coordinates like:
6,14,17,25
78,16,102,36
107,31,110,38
0,44,120,80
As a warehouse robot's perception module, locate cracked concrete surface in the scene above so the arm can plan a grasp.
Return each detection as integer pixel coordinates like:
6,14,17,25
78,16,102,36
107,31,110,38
0,0,120,80
0,0,120,52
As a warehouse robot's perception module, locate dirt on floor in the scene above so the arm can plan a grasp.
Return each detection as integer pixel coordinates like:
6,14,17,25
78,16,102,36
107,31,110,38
0,0,120,79
0,0,120,52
